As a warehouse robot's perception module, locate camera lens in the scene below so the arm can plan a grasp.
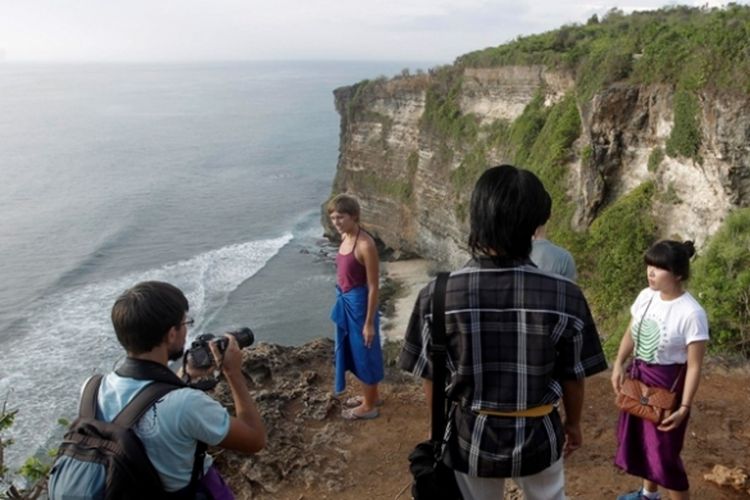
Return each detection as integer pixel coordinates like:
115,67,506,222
213,328,254,353
229,327,254,349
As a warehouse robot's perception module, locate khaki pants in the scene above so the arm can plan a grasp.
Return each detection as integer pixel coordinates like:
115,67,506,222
454,458,565,500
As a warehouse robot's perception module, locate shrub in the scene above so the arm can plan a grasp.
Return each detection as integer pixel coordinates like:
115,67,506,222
346,78,386,121
665,89,702,162
581,145,593,164
358,172,412,201
647,147,664,173
506,94,547,165
691,208,750,355
584,182,657,339
521,94,584,254
421,69,479,143
455,5,750,96
450,144,488,192
1,400,56,499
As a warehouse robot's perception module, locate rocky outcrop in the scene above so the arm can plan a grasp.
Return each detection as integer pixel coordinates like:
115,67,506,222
327,66,572,265
212,339,345,497
327,76,429,258
325,67,750,263
460,66,574,124
577,84,750,245
209,338,420,499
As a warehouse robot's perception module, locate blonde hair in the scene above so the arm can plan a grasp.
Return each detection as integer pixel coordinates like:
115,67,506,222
326,194,361,221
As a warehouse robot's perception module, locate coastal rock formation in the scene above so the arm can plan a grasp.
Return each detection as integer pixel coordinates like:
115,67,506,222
459,66,574,124
580,84,750,241
325,67,750,266
211,338,346,497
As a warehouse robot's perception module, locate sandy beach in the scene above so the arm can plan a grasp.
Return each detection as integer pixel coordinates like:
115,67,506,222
381,259,432,340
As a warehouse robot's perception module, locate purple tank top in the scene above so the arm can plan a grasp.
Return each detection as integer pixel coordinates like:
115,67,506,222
336,230,368,292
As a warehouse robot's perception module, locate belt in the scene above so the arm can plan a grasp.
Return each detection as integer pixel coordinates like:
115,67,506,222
477,404,554,418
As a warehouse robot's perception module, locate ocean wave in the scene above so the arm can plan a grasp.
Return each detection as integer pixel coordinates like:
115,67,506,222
0,232,292,468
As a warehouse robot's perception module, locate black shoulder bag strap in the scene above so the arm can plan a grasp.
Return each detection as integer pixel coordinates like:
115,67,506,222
430,272,451,444
112,358,208,492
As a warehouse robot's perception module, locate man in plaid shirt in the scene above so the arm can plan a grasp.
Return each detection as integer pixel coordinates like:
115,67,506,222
399,165,607,500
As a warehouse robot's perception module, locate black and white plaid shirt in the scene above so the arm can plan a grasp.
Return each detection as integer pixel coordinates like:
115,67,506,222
399,256,607,478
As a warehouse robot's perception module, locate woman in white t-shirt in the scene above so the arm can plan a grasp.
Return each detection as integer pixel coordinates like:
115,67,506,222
611,240,709,500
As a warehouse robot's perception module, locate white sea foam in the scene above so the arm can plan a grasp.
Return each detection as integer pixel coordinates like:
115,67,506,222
0,233,292,467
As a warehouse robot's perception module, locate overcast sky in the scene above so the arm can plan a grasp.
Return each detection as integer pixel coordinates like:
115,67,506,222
0,0,739,64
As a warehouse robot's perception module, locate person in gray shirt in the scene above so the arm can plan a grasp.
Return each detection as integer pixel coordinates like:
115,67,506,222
530,191,577,281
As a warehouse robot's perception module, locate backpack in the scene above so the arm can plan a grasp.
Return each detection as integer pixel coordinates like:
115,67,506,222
48,359,207,500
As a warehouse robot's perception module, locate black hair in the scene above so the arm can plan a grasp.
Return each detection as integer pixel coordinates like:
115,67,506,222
644,240,696,281
540,187,552,226
111,281,189,354
468,164,551,262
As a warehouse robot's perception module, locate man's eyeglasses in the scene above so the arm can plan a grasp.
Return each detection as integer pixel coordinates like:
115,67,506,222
181,317,195,327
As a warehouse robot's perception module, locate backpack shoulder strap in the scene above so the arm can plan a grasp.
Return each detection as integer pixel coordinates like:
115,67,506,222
79,374,104,419
191,441,208,484
113,382,181,428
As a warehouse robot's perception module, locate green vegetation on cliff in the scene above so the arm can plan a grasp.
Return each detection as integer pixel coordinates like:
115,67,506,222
666,89,702,162
521,94,582,246
584,183,657,350
456,5,750,95
647,147,664,173
691,208,750,355
453,5,750,166
1,402,59,498
423,71,655,340
421,68,479,143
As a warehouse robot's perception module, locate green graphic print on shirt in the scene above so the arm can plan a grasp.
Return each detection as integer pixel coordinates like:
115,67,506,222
633,318,661,362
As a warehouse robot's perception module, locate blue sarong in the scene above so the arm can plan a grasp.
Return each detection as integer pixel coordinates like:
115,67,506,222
330,285,385,394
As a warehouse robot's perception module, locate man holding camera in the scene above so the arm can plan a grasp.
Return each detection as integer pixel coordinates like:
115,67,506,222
52,281,266,498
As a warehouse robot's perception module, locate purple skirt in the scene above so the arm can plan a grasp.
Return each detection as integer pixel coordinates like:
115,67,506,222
614,359,689,491
199,465,235,500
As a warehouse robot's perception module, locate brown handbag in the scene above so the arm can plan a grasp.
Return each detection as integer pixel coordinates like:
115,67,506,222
614,296,682,424
615,377,677,424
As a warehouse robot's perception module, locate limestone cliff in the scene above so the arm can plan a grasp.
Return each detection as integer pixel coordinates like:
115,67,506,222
325,67,750,267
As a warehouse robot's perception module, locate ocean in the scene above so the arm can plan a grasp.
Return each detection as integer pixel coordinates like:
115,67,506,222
0,60,428,467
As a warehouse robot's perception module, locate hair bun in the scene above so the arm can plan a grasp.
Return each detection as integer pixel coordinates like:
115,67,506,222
682,240,696,258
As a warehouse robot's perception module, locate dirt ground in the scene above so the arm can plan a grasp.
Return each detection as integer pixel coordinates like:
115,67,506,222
261,359,750,500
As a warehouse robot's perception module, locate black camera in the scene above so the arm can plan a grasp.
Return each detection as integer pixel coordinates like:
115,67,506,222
185,327,254,370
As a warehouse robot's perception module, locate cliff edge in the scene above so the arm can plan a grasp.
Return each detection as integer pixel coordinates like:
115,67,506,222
214,337,750,499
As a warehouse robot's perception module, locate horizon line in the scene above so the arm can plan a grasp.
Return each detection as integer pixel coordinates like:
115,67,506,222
0,57,447,66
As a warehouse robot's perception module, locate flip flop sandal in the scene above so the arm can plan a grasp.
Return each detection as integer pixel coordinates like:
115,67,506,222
343,396,384,408
341,407,380,420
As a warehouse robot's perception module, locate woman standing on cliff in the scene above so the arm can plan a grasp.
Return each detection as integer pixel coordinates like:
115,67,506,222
611,240,709,500
328,194,384,420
